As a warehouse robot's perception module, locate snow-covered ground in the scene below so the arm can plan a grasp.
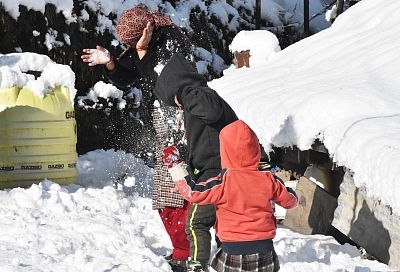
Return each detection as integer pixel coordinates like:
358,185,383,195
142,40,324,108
0,150,395,272
1,0,400,271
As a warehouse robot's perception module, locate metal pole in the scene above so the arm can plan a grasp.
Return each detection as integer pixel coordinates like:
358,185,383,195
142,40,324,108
336,0,344,17
304,0,310,36
255,0,261,29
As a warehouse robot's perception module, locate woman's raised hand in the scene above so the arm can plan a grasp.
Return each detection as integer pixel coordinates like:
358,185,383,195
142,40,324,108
136,22,154,51
81,45,111,66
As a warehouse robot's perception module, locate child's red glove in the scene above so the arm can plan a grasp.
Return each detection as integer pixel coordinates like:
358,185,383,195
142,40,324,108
162,146,182,168
163,146,189,182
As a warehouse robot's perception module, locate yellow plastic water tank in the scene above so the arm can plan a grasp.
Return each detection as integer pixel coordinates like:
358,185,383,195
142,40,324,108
0,86,77,188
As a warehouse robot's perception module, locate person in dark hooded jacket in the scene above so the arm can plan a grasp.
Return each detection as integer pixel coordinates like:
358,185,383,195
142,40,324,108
154,53,238,271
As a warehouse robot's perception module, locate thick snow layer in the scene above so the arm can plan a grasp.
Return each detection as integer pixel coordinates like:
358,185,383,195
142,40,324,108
229,30,281,67
0,52,77,103
1,0,75,22
211,0,400,214
0,150,395,271
77,81,127,110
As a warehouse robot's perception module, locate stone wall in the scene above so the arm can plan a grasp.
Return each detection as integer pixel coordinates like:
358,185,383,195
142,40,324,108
332,171,400,269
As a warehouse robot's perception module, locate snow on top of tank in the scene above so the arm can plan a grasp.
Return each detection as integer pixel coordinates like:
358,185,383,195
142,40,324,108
0,52,77,103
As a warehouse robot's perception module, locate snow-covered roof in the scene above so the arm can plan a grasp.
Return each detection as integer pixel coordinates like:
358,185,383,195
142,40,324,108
212,0,400,214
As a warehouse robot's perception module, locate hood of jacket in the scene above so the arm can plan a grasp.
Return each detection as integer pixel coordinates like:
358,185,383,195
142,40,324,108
219,120,260,169
154,53,206,106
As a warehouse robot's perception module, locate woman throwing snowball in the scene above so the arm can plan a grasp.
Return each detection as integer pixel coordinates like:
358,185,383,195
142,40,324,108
81,6,193,272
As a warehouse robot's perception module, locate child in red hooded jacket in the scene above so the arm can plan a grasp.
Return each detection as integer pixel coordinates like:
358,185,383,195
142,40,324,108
163,120,298,272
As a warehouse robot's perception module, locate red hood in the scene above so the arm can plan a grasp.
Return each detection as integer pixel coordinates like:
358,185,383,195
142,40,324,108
219,120,260,169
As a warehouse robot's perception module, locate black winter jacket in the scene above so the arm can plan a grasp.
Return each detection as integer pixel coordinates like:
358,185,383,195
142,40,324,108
105,25,192,105
155,53,238,181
